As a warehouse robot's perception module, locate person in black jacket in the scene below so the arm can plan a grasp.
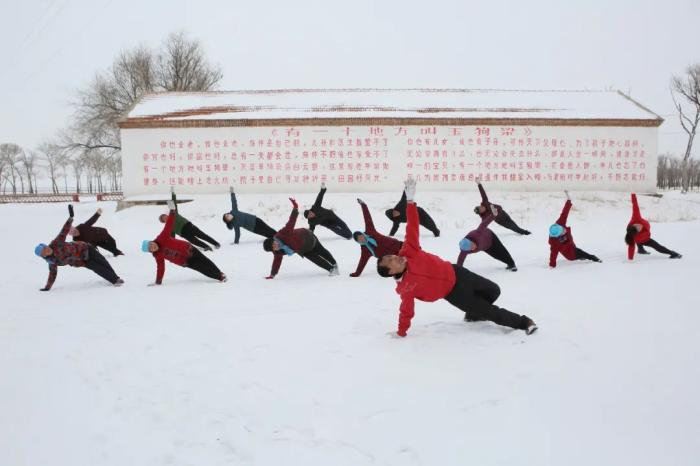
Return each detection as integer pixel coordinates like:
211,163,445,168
474,178,530,235
385,188,440,237
69,208,124,256
303,183,352,239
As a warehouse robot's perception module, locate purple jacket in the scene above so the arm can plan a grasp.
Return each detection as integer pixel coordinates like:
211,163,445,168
457,215,495,265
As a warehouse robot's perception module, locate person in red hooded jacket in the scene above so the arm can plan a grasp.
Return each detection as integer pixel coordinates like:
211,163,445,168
548,191,601,268
143,201,227,285
262,198,339,279
376,179,537,337
349,198,403,277
626,193,681,260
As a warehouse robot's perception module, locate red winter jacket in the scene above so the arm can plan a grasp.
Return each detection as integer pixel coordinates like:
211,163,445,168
548,200,578,267
42,217,92,290
352,202,403,276
153,210,193,284
269,208,317,276
627,193,651,260
394,202,456,336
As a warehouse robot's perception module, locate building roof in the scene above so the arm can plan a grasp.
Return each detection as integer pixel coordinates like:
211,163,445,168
119,89,663,128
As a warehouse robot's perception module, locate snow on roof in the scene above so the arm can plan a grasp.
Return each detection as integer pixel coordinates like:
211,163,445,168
120,89,663,127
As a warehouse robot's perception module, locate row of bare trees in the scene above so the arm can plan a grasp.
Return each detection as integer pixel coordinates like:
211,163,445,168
657,153,700,191
0,142,122,194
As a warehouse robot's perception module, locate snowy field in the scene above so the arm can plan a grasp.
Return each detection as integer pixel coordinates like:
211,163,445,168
1,189,699,466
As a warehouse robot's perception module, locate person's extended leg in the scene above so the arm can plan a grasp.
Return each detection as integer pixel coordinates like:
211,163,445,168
304,242,337,272
574,247,600,262
495,211,530,235
253,218,277,238
484,233,517,269
418,208,440,237
185,248,225,280
444,266,530,330
99,235,123,256
324,220,353,239
641,238,679,257
84,247,121,284
189,224,220,248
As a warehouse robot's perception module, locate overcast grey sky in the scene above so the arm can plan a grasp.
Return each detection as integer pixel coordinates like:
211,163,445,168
1,0,698,155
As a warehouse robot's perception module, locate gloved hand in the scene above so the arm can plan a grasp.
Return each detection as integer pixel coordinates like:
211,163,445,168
404,178,417,202
321,182,326,189
289,198,298,209
68,204,74,218
166,200,176,211
96,208,103,215
357,198,364,205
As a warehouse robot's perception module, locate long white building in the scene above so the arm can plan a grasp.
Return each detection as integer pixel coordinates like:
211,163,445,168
118,89,662,196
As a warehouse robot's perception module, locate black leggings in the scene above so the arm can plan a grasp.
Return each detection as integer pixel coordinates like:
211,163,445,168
95,235,122,256
419,208,440,236
321,219,353,239
185,248,223,280
84,246,120,284
181,222,220,249
304,240,337,272
484,233,516,268
253,218,277,238
574,247,598,261
444,265,529,330
639,238,675,256
495,211,529,235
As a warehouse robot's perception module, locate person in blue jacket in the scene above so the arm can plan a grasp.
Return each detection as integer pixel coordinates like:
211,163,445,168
222,186,276,244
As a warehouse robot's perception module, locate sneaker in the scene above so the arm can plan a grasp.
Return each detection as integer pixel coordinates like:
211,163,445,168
220,273,227,282
524,318,538,335
433,229,441,238
506,265,518,272
114,278,124,287
202,245,213,252
213,244,221,250
592,256,602,263
637,248,650,255
329,265,339,276
521,230,532,236
669,252,682,259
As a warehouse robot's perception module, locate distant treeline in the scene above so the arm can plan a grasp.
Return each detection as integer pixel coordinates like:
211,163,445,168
657,154,700,191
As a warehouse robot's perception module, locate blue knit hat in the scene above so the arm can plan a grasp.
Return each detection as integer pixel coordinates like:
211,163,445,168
549,224,565,237
459,238,473,251
141,240,152,252
34,243,47,257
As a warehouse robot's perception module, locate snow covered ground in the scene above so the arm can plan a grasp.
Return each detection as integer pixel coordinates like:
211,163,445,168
1,189,699,466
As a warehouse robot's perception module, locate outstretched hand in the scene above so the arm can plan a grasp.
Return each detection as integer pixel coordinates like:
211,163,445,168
356,198,365,205
565,190,570,200
475,175,482,184
289,198,298,209
68,204,74,218
96,208,103,215
166,200,176,211
230,185,235,193
321,181,326,189
490,204,499,216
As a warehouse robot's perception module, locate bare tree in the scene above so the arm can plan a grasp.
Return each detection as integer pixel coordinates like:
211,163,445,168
671,63,700,193
20,150,38,193
39,142,68,194
0,143,24,194
62,31,222,167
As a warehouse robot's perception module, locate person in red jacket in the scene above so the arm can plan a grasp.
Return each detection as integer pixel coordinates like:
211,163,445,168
549,191,601,267
35,204,123,291
69,208,124,256
626,193,681,260
474,178,530,235
376,179,537,337
143,201,227,285
350,198,403,277
262,198,339,279
457,205,518,271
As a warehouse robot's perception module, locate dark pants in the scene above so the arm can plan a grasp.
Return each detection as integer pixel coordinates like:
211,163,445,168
484,233,516,268
418,208,440,236
181,222,220,249
321,219,353,239
495,211,530,235
84,246,120,284
444,265,529,330
185,248,223,280
253,218,277,238
95,235,122,256
574,247,598,261
639,238,675,256
303,240,337,272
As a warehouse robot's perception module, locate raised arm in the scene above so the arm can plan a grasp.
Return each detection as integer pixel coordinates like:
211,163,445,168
475,214,495,234
394,190,407,211
41,263,58,291
279,199,299,235
83,211,100,227
397,295,415,337
477,182,489,204
157,210,176,242
313,186,327,208
360,200,376,233
556,200,573,226
54,217,74,244
400,202,421,258
630,193,641,221
230,191,239,213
